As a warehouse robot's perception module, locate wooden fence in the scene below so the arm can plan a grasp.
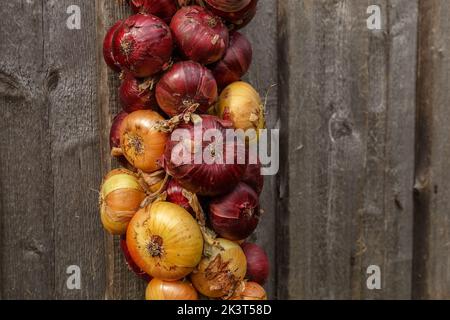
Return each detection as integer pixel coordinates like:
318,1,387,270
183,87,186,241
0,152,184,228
0,0,449,299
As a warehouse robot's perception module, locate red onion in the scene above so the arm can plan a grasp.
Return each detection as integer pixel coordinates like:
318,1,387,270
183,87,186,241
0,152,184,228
209,182,260,240
110,111,129,149
128,0,177,23
120,236,152,282
205,0,251,12
112,14,173,78
170,6,229,65
242,161,264,195
166,179,192,213
119,73,159,113
156,61,218,117
103,20,123,72
241,242,269,285
205,0,257,30
161,115,247,196
211,32,252,89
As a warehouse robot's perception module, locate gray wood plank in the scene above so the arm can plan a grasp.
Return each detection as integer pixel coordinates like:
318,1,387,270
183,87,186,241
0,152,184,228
278,0,417,299
0,0,55,299
241,0,278,299
96,0,146,300
413,0,450,299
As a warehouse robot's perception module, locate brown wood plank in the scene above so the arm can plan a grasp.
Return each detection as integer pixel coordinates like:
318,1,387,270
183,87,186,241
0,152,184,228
96,0,147,300
278,0,417,299
0,0,55,299
241,0,278,299
413,0,450,300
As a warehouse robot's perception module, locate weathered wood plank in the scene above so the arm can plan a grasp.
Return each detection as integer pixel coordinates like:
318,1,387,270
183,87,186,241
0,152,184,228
96,0,147,300
0,0,55,299
241,0,278,299
45,0,106,299
278,0,417,299
413,0,450,300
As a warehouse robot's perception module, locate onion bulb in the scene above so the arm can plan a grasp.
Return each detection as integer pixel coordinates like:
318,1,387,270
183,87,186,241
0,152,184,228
145,278,198,300
230,281,267,300
156,61,218,117
119,73,159,113
120,110,168,173
204,0,252,12
209,182,260,241
217,81,265,137
170,6,229,65
110,111,128,150
103,20,122,72
126,201,204,281
191,238,246,298
242,161,264,195
129,0,177,23
166,179,192,213
211,32,253,89
113,14,173,78
100,169,146,235
241,242,269,285
205,0,257,30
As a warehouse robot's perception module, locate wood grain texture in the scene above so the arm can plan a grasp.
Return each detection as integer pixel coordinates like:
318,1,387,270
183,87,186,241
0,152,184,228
278,0,417,299
241,0,278,299
96,0,147,300
413,0,450,299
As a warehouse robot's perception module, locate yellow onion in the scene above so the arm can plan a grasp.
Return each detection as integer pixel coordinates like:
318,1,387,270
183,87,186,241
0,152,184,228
230,281,267,300
191,238,247,298
120,110,168,173
145,278,198,300
100,168,146,235
126,201,204,281
216,81,265,137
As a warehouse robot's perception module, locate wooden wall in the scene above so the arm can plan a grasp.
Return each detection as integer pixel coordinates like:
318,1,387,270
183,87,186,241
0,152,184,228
0,0,449,299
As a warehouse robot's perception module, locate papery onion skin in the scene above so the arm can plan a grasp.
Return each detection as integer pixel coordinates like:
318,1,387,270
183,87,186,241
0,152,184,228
126,201,204,281
100,169,146,235
103,20,123,72
217,81,265,137
120,236,152,282
129,0,177,23
170,6,229,65
242,161,264,195
166,179,192,213
145,278,198,300
230,281,267,300
205,0,257,30
113,14,173,78
161,115,247,196
191,238,247,298
211,32,252,89
119,73,159,113
241,242,269,285
156,61,218,117
110,111,129,149
120,110,168,173
209,182,260,240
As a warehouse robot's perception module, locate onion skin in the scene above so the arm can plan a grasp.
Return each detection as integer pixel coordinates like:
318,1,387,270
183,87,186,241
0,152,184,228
119,73,159,113
161,115,247,196
120,110,168,173
241,242,269,285
170,6,229,65
100,169,147,235
145,278,198,300
230,281,267,300
191,238,247,298
103,20,123,72
209,182,260,240
129,0,177,23
113,14,173,78
242,161,264,195
211,32,252,89
120,236,152,282
217,81,265,137
110,111,128,149
156,61,218,117
126,201,204,281
166,179,192,213
206,0,257,30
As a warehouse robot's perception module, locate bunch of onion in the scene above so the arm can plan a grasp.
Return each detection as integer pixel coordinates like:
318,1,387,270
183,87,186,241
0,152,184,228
99,168,147,235
145,278,198,300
